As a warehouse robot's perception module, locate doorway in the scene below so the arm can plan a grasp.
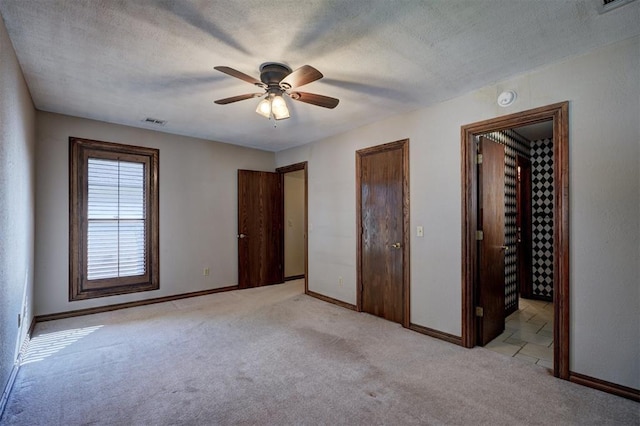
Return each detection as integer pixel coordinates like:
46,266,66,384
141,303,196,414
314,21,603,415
461,102,569,379
276,162,308,293
236,163,308,291
356,139,410,327
478,122,555,369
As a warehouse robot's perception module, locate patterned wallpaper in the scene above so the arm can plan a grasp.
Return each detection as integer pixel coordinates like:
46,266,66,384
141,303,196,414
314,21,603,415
531,138,554,300
480,130,530,314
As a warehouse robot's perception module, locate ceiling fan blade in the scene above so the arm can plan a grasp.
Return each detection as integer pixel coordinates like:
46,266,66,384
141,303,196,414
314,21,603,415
214,93,264,105
280,65,323,89
289,92,339,109
214,66,265,87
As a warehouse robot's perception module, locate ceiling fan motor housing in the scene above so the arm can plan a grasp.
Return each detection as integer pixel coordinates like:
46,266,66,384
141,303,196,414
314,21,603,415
259,63,292,88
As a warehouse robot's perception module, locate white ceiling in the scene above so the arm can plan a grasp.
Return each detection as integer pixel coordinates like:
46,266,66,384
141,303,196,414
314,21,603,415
513,121,554,142
1,0,638,152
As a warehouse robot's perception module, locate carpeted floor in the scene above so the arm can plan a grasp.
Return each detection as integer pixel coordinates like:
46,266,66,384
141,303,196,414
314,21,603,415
1,280,638,425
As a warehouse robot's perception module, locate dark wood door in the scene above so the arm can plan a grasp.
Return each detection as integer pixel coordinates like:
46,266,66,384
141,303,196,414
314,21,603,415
358,141,408,325
477,137,506,345
516,155,533,299
237,170,283,289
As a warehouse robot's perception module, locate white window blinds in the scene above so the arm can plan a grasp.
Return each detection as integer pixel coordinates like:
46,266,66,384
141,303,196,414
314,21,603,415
87,158,146,280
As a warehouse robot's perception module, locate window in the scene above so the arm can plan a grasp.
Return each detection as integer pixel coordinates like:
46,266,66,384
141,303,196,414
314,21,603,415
70,137,159,300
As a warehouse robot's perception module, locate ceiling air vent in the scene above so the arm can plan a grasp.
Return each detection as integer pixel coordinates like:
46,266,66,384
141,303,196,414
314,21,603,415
597,0,636,13
142,117,167,126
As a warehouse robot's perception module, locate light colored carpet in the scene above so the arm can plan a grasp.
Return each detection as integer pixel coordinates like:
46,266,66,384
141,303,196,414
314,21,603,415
1,280,638,425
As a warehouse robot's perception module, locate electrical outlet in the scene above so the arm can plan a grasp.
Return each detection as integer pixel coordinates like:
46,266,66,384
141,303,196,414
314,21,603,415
339,276,343,286
203,267,210,276
417,226,424,237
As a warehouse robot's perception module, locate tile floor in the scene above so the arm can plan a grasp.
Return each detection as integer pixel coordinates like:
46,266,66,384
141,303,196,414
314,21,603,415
485,298,554,369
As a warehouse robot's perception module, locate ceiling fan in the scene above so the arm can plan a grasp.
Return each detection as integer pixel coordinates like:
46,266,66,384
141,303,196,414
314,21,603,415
213,63,339,120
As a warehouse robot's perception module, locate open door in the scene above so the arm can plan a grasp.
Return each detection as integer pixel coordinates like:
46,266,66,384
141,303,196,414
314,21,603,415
477,137,506,345
237,170,283,289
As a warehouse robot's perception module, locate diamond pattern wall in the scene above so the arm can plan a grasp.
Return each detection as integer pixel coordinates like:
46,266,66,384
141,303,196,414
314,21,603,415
531,138,554,300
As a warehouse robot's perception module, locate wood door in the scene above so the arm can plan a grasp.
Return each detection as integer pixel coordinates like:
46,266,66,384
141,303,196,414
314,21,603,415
357,140,409,326
477,137,506,345
237,170,283,289
516,156,533,299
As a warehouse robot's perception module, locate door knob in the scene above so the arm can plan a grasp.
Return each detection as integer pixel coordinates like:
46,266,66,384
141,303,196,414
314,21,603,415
238,233,247,239
390,242,402,249
500,245,508,251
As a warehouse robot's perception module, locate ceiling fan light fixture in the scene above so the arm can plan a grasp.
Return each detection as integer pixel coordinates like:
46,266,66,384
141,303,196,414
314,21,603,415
271,95,290,120
215,63,338,119
256,97,272,118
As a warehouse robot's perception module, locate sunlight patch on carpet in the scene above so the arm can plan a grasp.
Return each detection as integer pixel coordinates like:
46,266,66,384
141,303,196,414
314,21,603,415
20,325,103,365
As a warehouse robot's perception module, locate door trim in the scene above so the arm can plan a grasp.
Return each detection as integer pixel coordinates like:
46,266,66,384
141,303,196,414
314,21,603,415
356,139,410,328
276,162,309,295
460,102,569,379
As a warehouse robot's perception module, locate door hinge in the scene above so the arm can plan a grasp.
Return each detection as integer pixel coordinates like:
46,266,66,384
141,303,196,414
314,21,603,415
475,306,484,317
476,154,483,164
476,230,484,241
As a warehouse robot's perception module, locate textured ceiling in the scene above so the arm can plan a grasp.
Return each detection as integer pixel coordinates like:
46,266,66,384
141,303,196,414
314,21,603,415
514,121,554,142
0,0,638,152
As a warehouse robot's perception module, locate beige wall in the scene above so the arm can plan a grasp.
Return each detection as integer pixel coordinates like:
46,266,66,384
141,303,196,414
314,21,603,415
34,112,275,315
284,170,305,277
276,36,640,389
0,15,36,395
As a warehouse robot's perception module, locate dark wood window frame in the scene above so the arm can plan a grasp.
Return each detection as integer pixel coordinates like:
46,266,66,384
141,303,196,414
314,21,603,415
69,137,159,301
